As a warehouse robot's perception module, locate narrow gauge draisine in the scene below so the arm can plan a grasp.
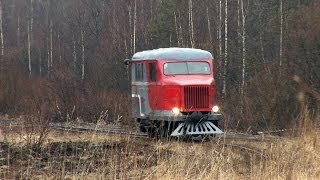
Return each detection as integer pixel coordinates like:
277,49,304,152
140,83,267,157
124,48,223,137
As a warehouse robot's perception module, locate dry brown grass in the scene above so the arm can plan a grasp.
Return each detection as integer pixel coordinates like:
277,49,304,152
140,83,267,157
0,125,319,180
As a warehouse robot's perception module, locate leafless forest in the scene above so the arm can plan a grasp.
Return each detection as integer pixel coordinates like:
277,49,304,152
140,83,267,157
0,0,319,131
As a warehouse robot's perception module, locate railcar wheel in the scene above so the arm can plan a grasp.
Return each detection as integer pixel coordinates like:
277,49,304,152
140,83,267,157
154,121,168,140
145,121,177,140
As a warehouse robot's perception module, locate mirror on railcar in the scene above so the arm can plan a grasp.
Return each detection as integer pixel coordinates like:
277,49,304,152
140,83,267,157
124,59,131,65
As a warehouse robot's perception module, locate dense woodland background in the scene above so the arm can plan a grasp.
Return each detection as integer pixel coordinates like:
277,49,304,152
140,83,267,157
0,0,319,131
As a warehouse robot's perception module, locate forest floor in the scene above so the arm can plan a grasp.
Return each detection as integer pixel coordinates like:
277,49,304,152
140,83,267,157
0,124,319,180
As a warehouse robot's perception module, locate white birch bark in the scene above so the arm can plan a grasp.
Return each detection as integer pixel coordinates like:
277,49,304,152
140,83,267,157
174,11,180,47
124,39,128,57
218,0,222,87
188,0,195,48
17,16,20,47
279,0,283,69
0,1,4,56
133,0,137,53
47,34,50,74
39,48,42,76
259,12,266,66
206,7,212,44
81,29,85,81
28,20,32,76
178,11,184,47
237,0,240,35
73,38,77,71
58,32,62,64
240,0,246,95
30,0,33,41
128,5,132,54
50,20,53,68
222,0,228,95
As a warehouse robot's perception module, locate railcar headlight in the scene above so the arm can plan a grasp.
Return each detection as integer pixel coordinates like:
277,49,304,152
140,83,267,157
212,105,220,113
172,107,180,115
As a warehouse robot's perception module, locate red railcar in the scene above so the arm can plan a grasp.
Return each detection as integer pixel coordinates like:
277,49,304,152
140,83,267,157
124,48,223,137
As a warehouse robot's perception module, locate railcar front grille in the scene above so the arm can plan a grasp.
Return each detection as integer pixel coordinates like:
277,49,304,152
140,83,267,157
184,86,209,109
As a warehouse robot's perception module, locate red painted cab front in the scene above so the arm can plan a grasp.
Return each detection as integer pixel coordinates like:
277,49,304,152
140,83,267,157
153,60,216,113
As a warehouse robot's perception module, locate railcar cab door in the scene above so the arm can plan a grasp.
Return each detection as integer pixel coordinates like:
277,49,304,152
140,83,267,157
131,61,150,119
147,61,160,110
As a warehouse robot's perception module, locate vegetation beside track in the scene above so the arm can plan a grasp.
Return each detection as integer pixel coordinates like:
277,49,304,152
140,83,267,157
0,126,319,179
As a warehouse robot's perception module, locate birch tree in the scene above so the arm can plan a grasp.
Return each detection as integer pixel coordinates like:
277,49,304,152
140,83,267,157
174,11,180,47
279,0,283,72
258,4,266,67
240,0,247,95
50,20,53,69
73,37,77,71
188,0,195,48
30,0,33,41
17,16,20,47
0,1,4,57
178,11,184,47
218,0,222,85
222,0,228,96
27,0,34,76
206,7,212,46
133,0,137,53
39,49,42,76
128,4,132,54
28,20,31,75
47,33,50,74
81,29,85,81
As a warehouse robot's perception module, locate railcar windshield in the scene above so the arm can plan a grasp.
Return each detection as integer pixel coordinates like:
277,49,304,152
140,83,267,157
163,62,211,75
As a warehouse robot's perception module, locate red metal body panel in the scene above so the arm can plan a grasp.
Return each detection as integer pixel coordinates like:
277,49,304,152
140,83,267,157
146,59,216,113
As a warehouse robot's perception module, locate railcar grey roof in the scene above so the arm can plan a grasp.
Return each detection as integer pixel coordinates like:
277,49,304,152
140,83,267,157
132,48,213,61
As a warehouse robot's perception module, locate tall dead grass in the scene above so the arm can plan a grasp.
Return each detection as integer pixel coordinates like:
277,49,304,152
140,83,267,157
0,117,319,179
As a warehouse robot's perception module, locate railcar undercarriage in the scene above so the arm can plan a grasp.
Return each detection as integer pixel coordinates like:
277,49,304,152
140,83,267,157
136,112,223,138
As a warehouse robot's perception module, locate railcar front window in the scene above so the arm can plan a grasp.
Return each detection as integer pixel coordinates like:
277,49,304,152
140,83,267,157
164,62,211,75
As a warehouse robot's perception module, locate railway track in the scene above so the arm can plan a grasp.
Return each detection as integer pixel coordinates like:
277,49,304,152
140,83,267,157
48,122,148,138
0,117,282,142
48,122,281,142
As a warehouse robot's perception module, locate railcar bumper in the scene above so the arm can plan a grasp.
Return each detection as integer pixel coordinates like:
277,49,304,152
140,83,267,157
170,120,223,137
148,112,224,137
148,112,223,122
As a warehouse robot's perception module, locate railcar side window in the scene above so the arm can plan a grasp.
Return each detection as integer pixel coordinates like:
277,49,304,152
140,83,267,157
149,63,156,82
135,63,144,81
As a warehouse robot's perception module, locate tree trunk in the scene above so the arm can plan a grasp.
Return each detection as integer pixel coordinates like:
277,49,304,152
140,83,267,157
30,0,33,42
133,0,137,53
50,20,53,69
206,7,212,46
174,11,180,47
258,8,266,67
39,48,42,76
240,0,246,95
81,29,85,81
28,20,32,76
73,38,77,72
17,16,20,47
218,0,222,87
188,0,195,48
222,0,228,96
58,32,62,65
179,11,184,47
0,1,4,57
279,0,283,72
47,34,50,74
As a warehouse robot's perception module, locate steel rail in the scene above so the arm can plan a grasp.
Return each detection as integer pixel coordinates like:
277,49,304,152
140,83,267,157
47,122,282,142
0,119,283,142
